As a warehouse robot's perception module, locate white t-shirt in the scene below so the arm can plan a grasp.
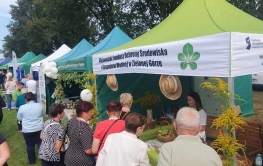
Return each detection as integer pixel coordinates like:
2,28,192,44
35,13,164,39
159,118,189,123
198,109,207,140
97,131,150,166
6,72,12,80
5,81,16,94
26,80,37,94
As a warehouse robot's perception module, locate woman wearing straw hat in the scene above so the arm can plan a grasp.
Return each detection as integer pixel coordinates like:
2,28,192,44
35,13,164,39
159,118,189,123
187,92,207,143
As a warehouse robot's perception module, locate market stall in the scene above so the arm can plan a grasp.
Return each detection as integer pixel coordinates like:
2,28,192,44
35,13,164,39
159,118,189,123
21,53,46,74
92,0,263,119
92,0,263,164
8,51,36,67
42,39,94,113
56,26,132,73
49,26,132,121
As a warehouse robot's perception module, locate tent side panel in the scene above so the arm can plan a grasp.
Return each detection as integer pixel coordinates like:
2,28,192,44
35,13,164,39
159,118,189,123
234,75,254,116
96,74,191,120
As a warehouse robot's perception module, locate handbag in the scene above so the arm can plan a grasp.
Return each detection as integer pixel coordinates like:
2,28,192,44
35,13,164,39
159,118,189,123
97,119,119,154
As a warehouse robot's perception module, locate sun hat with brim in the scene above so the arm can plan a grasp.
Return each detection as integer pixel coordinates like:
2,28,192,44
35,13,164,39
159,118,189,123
106,74,118,91
159,75,182,100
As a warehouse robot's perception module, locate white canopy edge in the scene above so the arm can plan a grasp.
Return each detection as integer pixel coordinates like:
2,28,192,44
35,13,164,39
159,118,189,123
31,44,71,71
9,62,23,67
92,32,263,77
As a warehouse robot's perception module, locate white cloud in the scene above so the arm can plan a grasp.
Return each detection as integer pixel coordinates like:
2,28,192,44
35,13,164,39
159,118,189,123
0,0,17,18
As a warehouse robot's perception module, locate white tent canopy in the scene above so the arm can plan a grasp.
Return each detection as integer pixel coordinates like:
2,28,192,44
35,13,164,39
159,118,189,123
93,32,263,77
31,44,71,71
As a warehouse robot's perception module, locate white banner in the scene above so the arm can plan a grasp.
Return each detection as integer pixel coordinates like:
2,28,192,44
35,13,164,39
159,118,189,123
38,68,47,114
93,33,231,77
232,32,263,77
12,51,18,80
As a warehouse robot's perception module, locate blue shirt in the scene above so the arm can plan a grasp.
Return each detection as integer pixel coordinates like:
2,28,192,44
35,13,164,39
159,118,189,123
17,100,44,133
24,78,29,87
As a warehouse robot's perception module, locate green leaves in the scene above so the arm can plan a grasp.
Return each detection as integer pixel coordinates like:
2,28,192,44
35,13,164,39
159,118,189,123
178,42,200,70
183,43,193,58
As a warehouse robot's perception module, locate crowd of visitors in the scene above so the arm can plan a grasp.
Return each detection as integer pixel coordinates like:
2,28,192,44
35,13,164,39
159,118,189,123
0,73,222,166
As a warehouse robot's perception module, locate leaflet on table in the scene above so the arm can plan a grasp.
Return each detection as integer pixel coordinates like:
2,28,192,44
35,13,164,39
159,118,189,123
145,140,164,152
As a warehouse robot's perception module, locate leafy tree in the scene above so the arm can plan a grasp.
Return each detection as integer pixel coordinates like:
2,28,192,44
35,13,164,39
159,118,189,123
3,0,98,57
80,0,183,40
4,0,263,58
227,0,257,19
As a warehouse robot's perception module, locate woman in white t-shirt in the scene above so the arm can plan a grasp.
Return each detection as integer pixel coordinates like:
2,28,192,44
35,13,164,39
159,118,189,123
187,92,207,143
5,77,16,110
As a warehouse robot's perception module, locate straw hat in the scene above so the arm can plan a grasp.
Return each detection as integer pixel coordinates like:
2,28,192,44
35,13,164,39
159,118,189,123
159,75,182,100
106,74,118,91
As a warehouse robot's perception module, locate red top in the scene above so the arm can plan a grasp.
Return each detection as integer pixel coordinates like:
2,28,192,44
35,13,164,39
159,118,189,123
94,119,125,153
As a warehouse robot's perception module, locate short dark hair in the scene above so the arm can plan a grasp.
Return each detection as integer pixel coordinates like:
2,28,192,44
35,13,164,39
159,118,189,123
106,101,122,113
49,103,65,118
76,100,94,117
125,112,146,134
17,82,24,86
25,92,35,101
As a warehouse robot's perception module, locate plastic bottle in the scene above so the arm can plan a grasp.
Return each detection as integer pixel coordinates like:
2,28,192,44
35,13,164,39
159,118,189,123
256,153,262,166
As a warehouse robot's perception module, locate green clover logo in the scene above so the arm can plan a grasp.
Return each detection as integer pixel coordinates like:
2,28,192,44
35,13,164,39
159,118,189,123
178,43,200,70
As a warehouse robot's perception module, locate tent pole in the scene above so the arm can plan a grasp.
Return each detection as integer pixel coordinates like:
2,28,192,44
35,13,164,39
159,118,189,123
228,77,236,164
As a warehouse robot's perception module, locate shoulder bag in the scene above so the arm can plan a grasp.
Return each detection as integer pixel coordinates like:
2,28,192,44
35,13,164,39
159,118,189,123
97,119,119,154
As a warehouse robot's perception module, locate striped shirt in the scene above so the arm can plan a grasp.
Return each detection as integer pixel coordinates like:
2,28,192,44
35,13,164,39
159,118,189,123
39,119,64,161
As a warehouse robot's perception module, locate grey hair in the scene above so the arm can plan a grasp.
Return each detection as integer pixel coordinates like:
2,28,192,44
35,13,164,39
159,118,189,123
120,93,133,107
175,107,200,132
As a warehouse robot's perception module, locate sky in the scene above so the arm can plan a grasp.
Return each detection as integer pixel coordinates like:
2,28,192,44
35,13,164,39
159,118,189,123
0,0,17,58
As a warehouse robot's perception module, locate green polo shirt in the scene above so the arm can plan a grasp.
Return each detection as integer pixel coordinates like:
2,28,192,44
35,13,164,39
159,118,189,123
12,89,21,101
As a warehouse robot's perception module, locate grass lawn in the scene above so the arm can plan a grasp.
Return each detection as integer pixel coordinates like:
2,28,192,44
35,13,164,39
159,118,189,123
0,108,48,166
1,90,263,165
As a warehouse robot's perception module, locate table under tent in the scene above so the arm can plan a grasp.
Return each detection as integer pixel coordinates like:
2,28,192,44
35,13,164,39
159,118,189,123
92,0,263,120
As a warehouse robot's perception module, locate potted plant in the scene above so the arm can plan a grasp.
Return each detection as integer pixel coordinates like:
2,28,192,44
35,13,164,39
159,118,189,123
134,91,161,129
134,91,161,119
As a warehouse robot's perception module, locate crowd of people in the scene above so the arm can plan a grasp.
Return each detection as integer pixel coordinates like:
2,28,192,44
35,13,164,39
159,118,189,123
0,79,223,166
0,71,38,165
